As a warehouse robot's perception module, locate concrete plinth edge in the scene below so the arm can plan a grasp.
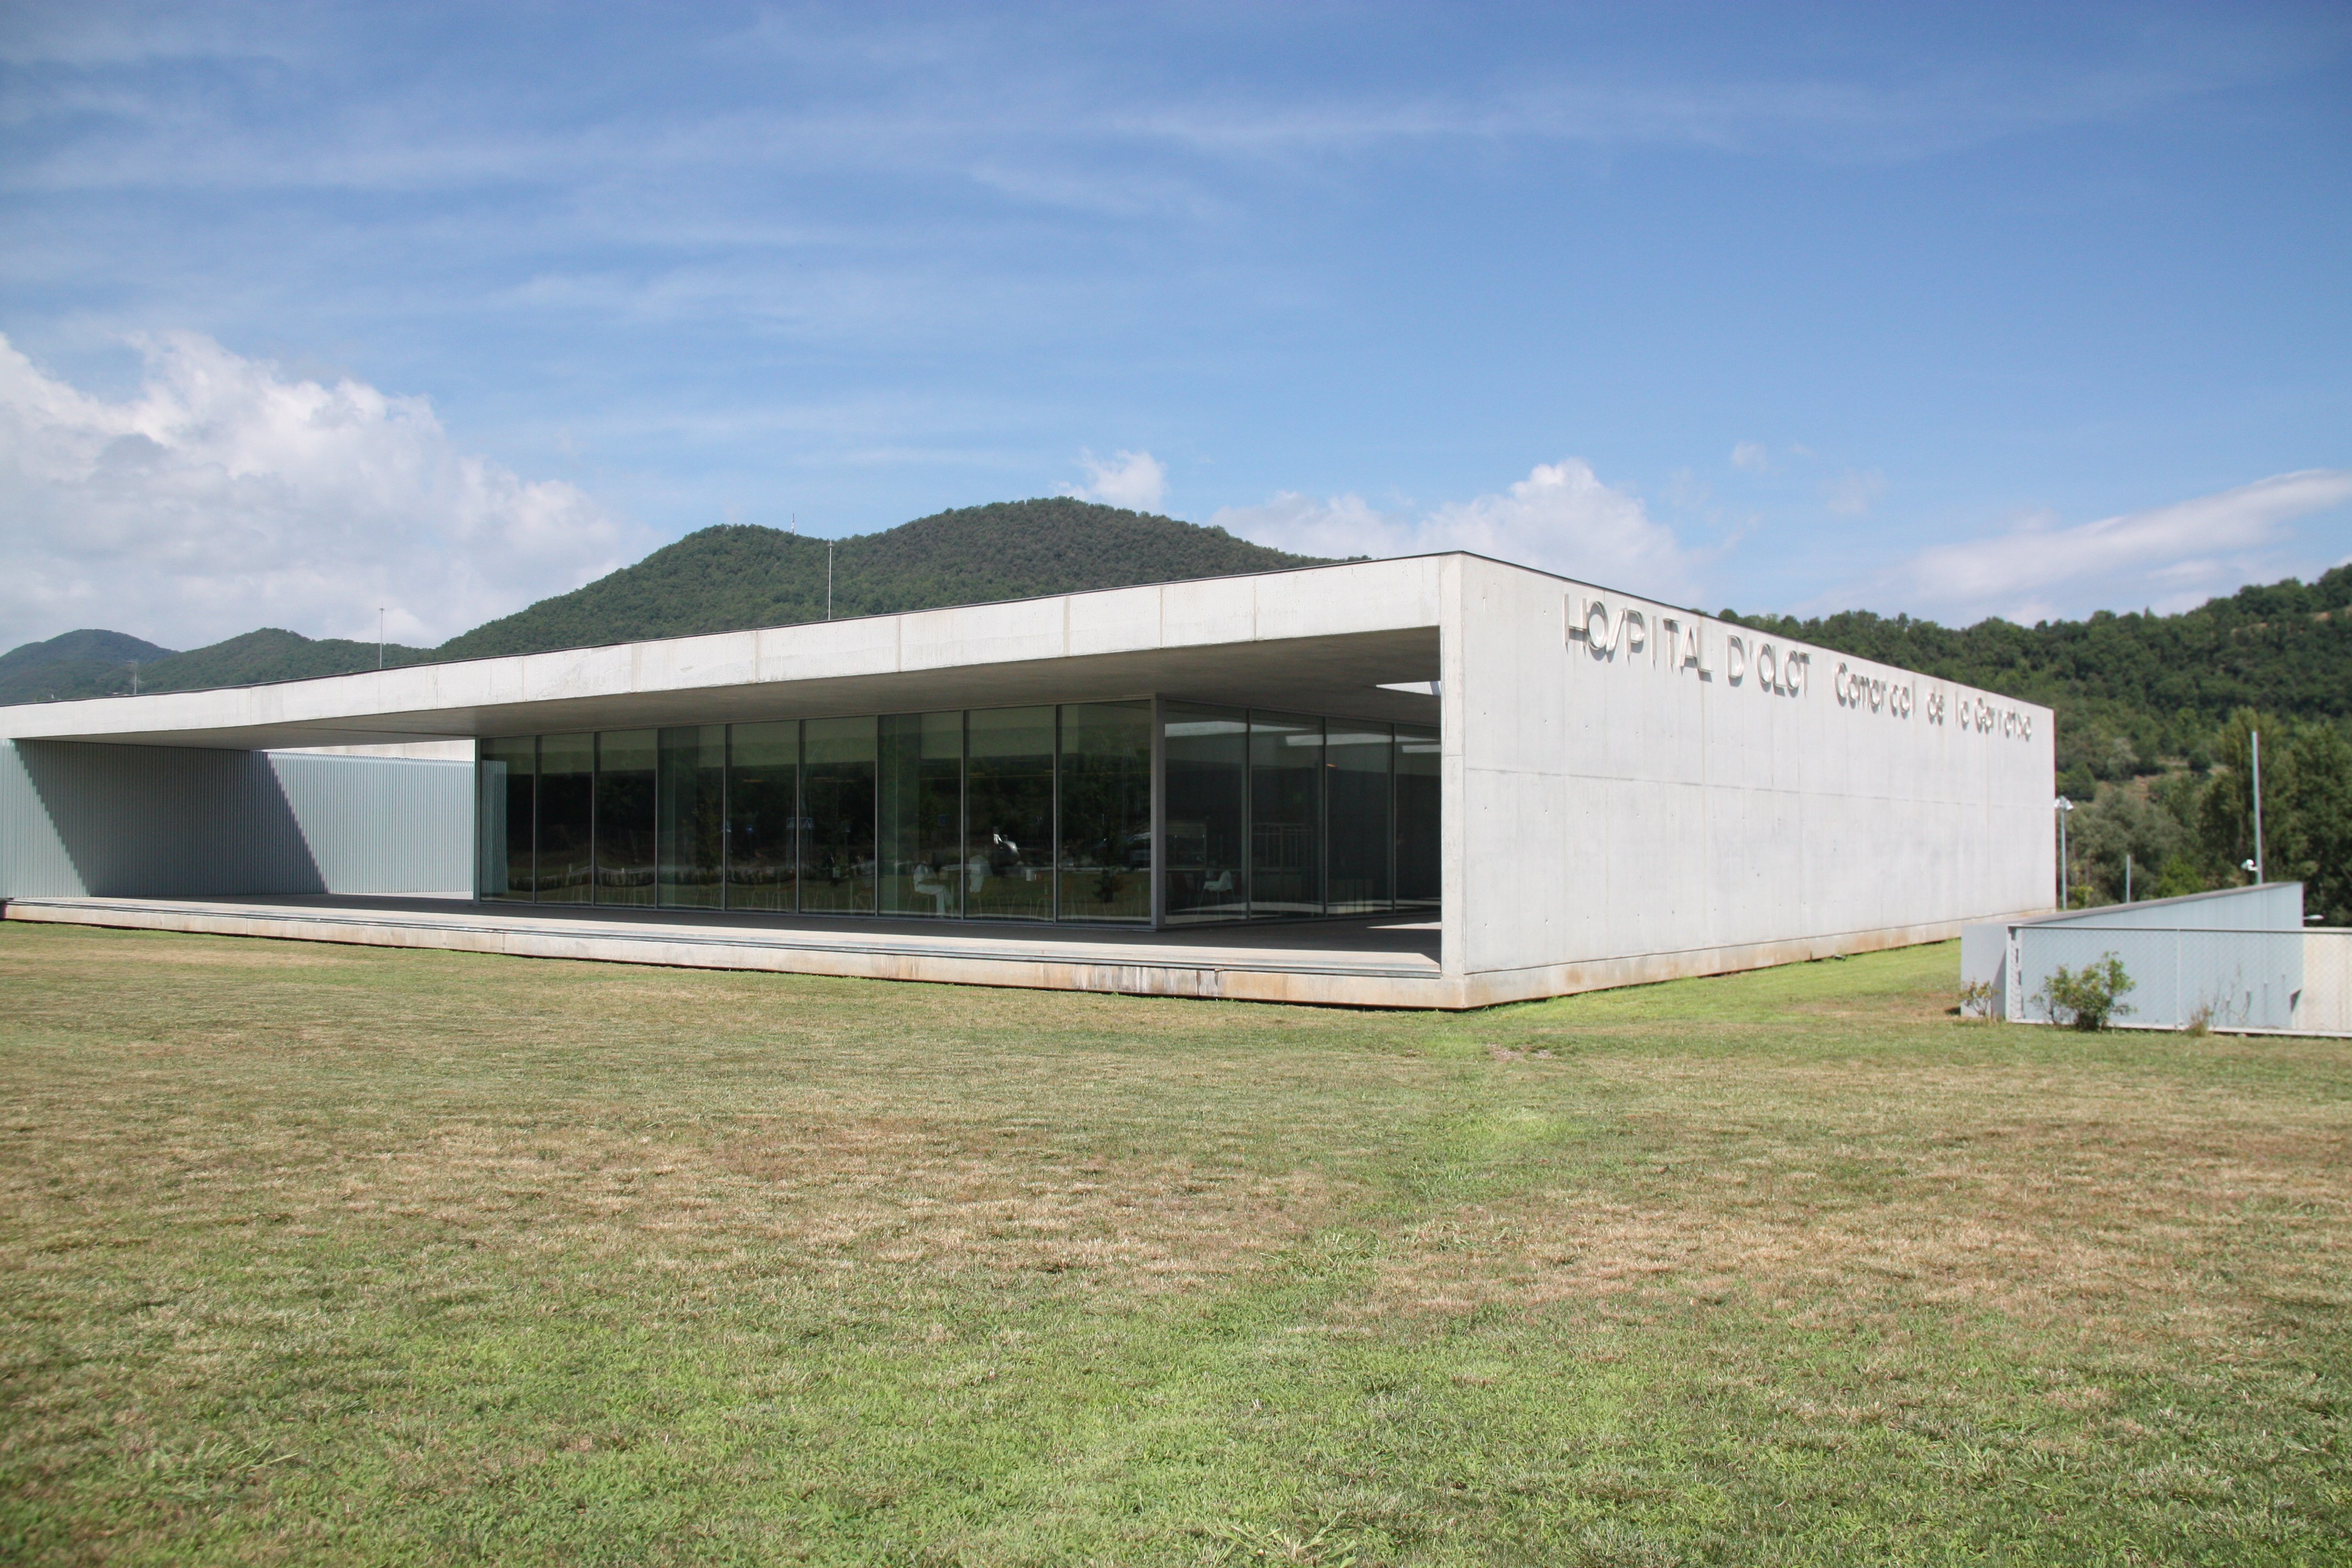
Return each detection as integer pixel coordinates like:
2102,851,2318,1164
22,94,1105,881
4,899,2030,1010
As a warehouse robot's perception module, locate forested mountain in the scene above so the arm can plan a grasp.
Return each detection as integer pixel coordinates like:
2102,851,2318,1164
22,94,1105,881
4,499,1321,700
437,498,1321,661
0,629,179,705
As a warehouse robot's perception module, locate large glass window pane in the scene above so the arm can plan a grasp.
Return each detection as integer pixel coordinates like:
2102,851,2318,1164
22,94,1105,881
965,706,1055,921
477,737,535,901
1250,712,1324,918
1395,723,1440,910
595,729,658,906
1057,701,1152,923
536,732,596,904
727,721,799,912
1163,705,1248,924
1325,721,1393,914
802,716,876,913
657,726,726,908
880,711,964,918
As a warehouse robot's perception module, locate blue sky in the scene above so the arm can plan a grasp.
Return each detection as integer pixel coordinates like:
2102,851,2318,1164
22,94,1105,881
2,1,2348,649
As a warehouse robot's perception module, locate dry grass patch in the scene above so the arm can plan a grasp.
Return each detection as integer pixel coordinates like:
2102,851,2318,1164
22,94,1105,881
3,922,2348,1566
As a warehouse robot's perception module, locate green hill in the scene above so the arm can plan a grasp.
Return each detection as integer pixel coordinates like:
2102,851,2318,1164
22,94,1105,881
0,629,178,705
435,498,1325,661
0,628,435,703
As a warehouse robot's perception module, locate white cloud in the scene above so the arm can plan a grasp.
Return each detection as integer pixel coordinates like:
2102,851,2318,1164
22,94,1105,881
1062,448,1167,513
1882,470,2352,623
1213,459,1709,604
0,331,649,651
1730,440,1771,472
1823,467,1886,517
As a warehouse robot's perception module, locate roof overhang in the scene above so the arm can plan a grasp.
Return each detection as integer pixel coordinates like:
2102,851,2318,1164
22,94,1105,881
0,558,1447,752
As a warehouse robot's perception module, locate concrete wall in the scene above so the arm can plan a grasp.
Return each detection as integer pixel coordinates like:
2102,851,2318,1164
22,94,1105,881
0,739,472,899
2298,932,2352,1036
1441,556,2053,1000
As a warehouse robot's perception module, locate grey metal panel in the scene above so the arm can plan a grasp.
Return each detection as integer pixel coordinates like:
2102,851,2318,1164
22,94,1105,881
2017,923,2303,1031
0,739,81,896
266,753,473,894
0,739,472,899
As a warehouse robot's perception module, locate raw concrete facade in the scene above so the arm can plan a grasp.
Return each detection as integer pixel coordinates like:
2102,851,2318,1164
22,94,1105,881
0,553,2054,1007
1444,556,2051,1000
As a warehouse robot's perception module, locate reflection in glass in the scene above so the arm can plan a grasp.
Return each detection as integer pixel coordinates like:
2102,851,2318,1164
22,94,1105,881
1057,701,1152,923
1394,723,1440,910
965,706,1055,921
477,736,535,901
658,726,726,907
802,716,876,913
1163,705,1247,924
536,732,596,903
726,721,798,911
1325,722,1393,914
1249,712,1323,918
880,711,964,918
596,729,658,906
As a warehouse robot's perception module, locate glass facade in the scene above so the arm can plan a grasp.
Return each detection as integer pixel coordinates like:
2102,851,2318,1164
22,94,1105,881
1395,723,1440,910
538,732,595,904
476,699,1439,927
1249,711,1323,918
966,706,1055,921
1325,722,1393,915
595,729,657,906
477,735,535,901
1058,701,1153,922
802,717,876,914
725,721,798,910
880,711,965,918
658,726,726,907
1163,706,1247,924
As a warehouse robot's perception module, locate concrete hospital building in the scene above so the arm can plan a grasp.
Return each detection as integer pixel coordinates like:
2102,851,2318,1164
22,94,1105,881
0,553,2055,1008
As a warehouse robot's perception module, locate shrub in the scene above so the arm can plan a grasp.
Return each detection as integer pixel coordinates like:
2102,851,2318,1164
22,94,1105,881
2033,954,2136,1032
1957,978,1997,1020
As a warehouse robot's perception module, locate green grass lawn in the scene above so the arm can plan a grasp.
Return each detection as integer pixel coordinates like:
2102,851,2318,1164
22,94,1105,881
2,924,2346,1566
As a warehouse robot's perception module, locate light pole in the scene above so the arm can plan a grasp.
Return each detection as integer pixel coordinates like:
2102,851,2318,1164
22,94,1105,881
2054,795,2075,908
378,606,386,671
2249,729,2264,883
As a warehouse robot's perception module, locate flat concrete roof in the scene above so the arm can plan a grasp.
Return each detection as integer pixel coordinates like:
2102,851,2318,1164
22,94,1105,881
0,557,1447,751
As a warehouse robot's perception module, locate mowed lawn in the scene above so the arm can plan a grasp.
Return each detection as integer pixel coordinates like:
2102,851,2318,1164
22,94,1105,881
2,925,2347,1566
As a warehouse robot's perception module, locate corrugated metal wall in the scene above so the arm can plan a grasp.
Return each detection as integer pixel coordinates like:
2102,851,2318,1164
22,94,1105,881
0,739,473,899
1969,882,2317,1031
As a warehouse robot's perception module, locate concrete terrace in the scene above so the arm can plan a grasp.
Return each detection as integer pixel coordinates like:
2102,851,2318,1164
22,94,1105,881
1,895,1444,1006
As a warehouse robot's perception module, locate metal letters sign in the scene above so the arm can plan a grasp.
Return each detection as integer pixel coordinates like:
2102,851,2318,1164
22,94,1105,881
1566,592,2033,741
